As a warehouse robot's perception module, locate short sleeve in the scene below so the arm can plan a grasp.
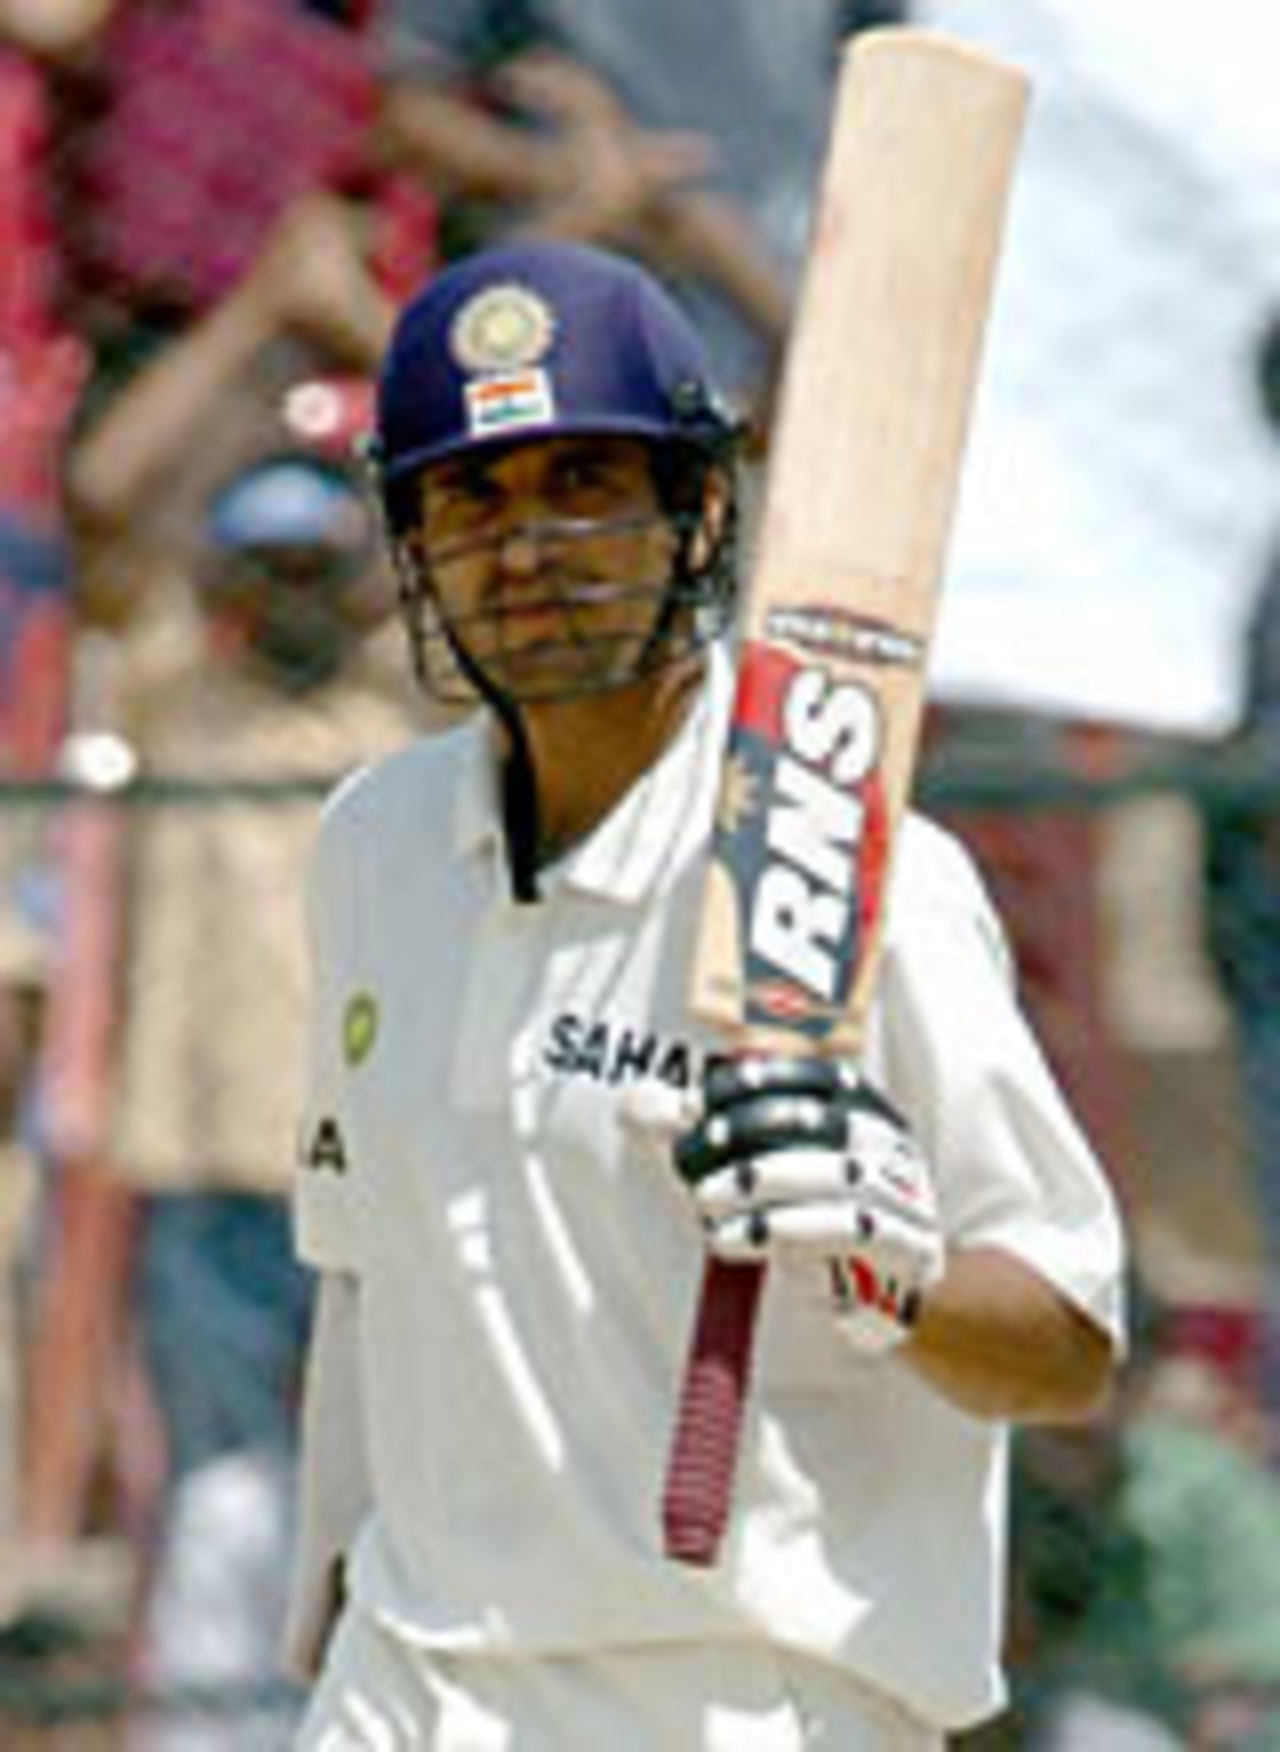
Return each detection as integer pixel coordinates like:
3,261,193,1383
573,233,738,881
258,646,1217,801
867,817,1128,1350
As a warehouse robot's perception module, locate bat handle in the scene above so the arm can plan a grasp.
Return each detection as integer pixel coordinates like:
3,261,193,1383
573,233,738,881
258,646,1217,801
661,1255,765,1565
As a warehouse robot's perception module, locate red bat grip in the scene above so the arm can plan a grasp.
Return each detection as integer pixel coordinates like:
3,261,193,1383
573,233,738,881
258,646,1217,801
661,1255,765,1565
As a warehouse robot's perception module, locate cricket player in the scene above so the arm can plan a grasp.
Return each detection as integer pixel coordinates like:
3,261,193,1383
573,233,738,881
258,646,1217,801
287,240,1126,1748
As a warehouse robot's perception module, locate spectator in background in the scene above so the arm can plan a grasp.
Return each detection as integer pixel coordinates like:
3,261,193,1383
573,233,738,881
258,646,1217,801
10,158,418,1594
1001,1285,1280,1751
1,0,436,673
63,186,405,643
373,0,906,425
0,0,433,365
9,73,437,1731
0,40,83,1634
105,449,418,1751
0,6,431,1609
1201,308,1280,1444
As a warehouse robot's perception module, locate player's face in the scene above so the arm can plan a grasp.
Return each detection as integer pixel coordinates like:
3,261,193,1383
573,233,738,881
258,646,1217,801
203,542,373,688
410,435,679,700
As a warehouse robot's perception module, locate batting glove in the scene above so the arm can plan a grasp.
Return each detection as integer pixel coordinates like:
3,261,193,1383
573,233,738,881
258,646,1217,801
675,1056,944,1354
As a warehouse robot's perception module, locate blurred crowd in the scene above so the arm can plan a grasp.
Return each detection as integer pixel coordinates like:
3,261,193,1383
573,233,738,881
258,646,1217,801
0,2,1279,1748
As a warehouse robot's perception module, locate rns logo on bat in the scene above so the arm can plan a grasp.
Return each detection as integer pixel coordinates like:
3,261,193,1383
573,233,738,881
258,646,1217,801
749,666,882,1005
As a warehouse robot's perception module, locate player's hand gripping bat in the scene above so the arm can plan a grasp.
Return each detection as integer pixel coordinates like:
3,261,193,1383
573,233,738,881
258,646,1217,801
661,28,1029,1567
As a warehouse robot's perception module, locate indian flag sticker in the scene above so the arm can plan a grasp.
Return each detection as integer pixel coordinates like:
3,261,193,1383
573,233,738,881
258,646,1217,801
464,368,555,439
343,992,379,1068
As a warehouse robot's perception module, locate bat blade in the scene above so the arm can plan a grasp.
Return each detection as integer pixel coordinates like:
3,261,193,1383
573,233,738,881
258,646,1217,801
662,27,1029,1567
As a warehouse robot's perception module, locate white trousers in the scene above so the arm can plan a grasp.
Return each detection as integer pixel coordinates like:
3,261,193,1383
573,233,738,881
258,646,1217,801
294,1605,944,1751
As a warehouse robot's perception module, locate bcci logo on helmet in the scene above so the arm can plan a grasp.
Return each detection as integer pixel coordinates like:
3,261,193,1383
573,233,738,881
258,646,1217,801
449,284,557,376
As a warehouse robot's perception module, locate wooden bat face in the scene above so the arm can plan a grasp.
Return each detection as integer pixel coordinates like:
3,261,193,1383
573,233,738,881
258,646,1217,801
690,30,1028,1061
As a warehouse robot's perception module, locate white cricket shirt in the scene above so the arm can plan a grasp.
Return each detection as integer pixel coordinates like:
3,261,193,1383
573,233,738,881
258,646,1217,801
293,651,1126,1731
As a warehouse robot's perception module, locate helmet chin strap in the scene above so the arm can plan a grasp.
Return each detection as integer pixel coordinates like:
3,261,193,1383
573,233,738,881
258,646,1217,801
395,539,542,901
446,630,544,905
496,695,543,905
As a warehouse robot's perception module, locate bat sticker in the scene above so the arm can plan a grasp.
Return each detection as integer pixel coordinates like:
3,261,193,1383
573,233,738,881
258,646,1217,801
764,604,923,670
715,639,890,1038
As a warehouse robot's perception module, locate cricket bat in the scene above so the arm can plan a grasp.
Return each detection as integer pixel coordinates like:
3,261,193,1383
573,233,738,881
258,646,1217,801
661,27,1029,1566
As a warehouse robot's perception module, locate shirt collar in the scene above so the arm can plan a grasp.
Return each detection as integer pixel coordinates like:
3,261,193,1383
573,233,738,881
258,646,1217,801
450,647,733,906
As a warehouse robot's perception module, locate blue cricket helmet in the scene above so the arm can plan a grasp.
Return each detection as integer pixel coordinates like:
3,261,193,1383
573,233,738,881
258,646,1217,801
205,453,369,555
375,239,741,709
374,239,731,515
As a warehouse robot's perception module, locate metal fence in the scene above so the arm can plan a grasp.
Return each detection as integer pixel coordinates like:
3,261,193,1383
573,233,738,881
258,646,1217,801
0,745,1274,1746
5,1,1280,1743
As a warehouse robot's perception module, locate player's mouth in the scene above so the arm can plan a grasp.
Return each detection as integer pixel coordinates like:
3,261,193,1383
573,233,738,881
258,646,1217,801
493,593,568,638
486,573,641,645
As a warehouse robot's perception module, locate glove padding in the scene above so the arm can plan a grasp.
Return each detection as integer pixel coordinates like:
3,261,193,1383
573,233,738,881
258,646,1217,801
675,1056,944,1353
